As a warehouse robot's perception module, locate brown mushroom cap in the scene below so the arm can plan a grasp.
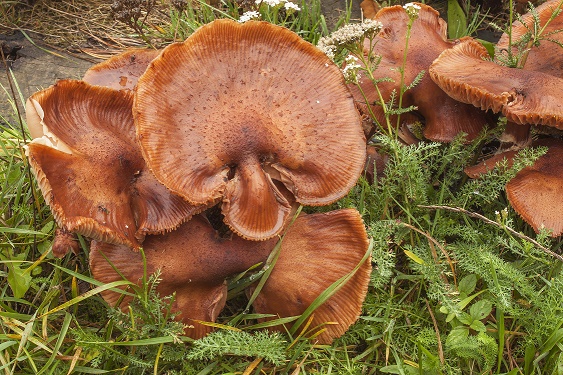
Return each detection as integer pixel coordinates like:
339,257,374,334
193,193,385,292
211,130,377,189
51,228,80,258
83,48,161,91
90,214,276,339
351,3,491,142
429,38,563,129
134,19,366,241
250,208,371,344
364,145,388,183
25,80,204,248
496,0,563,78
506,139,563,236
360,0,380,19
463,149,518,178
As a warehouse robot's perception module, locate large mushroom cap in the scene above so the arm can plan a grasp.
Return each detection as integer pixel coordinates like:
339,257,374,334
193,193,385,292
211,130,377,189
351,3,491,142
429,38,563,128
90,215,276,339
134,19,366,241
496,0,563,78
83,48,161,91
25,80,203,249
250,208,371,344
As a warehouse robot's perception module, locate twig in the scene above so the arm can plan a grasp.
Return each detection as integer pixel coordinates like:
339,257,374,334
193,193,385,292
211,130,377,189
425,299,444,365
419,205,563,263
398,221,457,284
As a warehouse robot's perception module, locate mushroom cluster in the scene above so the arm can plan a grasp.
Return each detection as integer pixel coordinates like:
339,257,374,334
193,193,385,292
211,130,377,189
342,1,563,237
25,19,372,343
429,0,563,236
350,2,493,143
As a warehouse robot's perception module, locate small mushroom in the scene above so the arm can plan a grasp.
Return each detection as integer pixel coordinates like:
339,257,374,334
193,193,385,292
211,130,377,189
25,80,205,248
463,150,518,179
351,3,492,142
360,0,380,19
51,228,80,258
364,144,388,184
90,208,371,342
134,19,366,241
83,48,161,91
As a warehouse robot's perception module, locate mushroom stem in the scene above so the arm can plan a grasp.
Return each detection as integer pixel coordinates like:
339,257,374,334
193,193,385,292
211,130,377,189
499,121,532,150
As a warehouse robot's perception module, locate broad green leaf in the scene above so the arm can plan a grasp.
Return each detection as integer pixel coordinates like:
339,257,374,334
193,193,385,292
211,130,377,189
458,274,477,296
446,326,469,346
477,38,496,58
7,263,32,298
79,336,179,346
39,280,133,317
524,343,536,375
470,299,493,320
38,312,72,374
72,366,123,374
470,320,486,333
0,227,47,236
0,341,17,351
40,221,54,234
447,0,467,39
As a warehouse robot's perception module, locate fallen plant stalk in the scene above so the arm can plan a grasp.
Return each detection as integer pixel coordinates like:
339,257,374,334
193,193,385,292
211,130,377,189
420,205,563,263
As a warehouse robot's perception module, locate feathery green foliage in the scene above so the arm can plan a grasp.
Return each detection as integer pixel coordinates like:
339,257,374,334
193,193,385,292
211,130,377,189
3,1,563,374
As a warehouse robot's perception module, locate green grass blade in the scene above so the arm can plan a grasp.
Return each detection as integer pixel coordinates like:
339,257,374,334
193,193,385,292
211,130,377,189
37,312,72,374
39,280,132,318
289,239,373,336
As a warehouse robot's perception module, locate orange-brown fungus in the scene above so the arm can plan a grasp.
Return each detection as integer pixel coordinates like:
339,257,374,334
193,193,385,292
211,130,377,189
250,209,371,344
91,209,371,343
351,3,491,142
430,39,563,129
25,80,204,249
496,0,563,78
90,215,276,339
83,48,161,91
134,19,366,241
506,139,563,237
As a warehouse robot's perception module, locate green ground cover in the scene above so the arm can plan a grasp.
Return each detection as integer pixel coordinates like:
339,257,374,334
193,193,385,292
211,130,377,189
1,0,563,374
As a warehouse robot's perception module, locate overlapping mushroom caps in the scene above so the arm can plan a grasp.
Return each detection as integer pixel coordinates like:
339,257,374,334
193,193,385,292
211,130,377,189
134,19,366,241
25,80,205,249
429,1,563,235
496,0,563,77
90,209,371,342
350,3,491,142
82,48,161,91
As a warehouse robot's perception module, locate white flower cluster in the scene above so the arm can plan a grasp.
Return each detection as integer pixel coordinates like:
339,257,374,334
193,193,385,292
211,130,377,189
238,10,261,23
317,19,383,60
284,1,300,11
341,55,363,82
255,0,301,11
403,2,421,19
